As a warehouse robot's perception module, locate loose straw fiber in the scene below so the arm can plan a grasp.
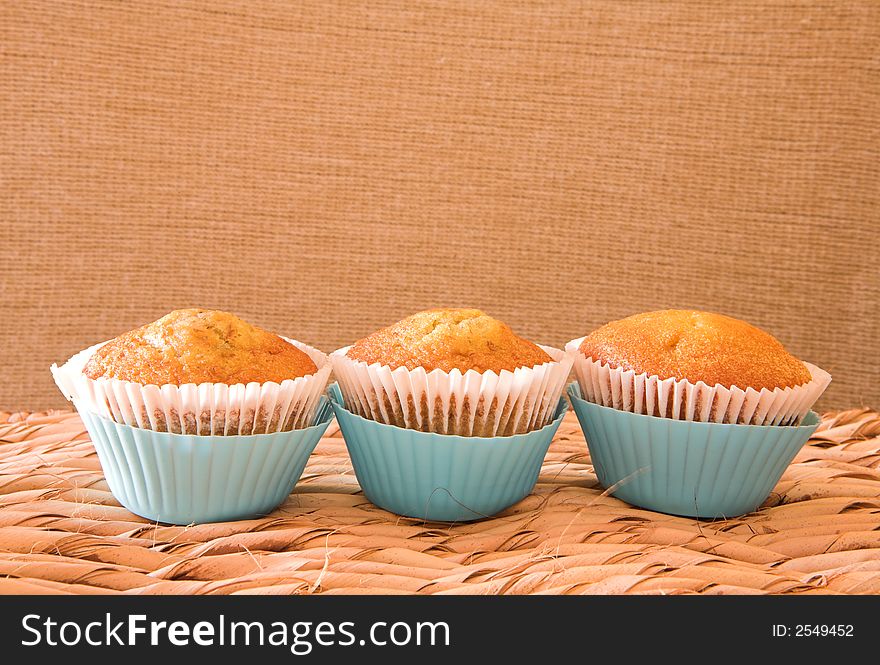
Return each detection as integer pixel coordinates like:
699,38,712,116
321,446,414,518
0,408,878,595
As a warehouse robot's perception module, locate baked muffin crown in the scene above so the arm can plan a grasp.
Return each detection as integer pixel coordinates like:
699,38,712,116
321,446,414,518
578,309,811,390
346,308,552,373
83,308,318,386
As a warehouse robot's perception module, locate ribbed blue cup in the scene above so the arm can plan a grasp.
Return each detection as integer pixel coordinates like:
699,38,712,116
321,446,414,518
78,398,334,525
566,383,819,518
328,383,568,522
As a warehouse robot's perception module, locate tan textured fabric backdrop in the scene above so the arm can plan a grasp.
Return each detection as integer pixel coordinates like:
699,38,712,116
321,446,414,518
1,1,877,411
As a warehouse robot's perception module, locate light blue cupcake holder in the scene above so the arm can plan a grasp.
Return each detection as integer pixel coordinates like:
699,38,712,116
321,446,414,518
328,383,569,522
78,397,334,525
566,382,820,519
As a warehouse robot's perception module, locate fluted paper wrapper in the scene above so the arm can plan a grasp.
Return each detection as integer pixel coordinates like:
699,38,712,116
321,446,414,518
330,345,573,436
566,336,831,426
51,338,332,435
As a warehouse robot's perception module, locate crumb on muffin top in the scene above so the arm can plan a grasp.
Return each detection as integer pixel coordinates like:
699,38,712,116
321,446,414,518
346,308,552,373
578,309,811,390
83,308,317,385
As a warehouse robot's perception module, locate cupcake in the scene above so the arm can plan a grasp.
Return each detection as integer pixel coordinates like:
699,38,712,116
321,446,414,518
565,310,831,518
332,307,572,436
53,308,331,435
50,309,334,524
328,308,572,521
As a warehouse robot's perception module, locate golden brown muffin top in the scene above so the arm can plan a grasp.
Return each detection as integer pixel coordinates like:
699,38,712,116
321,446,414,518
578,309,811,390
83,309,318,385
346,308,552,373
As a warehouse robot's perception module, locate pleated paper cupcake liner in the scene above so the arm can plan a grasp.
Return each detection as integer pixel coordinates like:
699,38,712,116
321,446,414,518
567,383,820,518
565,336,831,426
329,383,568,522
329,344,573,437
51,337,332,435
77,396,334,525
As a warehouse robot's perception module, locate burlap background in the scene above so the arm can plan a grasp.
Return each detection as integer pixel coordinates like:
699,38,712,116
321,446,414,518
1,1,877,411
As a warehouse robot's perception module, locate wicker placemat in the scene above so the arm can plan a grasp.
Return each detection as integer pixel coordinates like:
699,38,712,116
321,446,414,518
0,409,878,595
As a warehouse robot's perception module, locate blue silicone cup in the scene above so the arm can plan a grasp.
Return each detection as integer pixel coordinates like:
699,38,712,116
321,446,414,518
328,383,568,522
566,383,820,519
77,397,334,525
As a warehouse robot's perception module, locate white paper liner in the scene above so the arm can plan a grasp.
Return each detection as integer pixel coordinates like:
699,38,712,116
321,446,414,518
51,337,332,435
330,344,573,437
565,336,831,426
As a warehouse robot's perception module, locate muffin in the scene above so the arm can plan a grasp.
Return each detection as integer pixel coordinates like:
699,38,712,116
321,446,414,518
565,309,832,518
345,307,552,374
568,309,830,425
50,309,335,525
53,308,332,435
328,307,572,521
332,308,572,436
84,308,317,385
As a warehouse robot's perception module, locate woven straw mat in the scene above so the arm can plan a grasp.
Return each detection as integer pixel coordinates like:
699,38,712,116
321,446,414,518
0,408,878,595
